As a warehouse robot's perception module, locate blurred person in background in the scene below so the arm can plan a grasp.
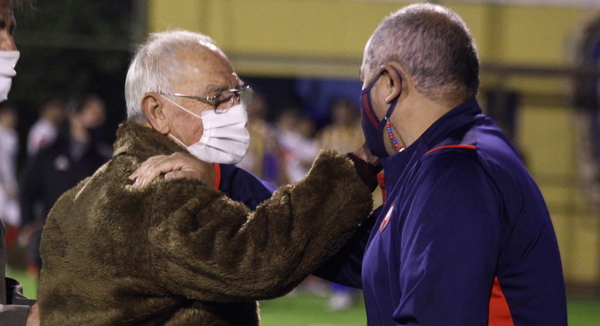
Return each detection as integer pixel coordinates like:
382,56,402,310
19,100,64,268
0,0,40,324
19,94,111,278
316,98,365,311
36,30,372,326
276,107,330,299
0,104,19,231
26,100,64,157
276,106,319,183
236,91,287,185
317,98,364,154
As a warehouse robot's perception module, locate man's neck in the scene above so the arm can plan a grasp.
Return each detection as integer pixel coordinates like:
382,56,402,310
388,94,458,149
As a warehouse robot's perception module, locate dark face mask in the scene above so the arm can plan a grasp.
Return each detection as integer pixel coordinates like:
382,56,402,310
359,70,400,158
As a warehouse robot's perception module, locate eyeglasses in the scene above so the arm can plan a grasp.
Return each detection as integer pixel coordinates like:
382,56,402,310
170,85,253,114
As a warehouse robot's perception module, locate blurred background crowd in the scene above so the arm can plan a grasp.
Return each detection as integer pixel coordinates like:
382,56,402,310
2,0,600,324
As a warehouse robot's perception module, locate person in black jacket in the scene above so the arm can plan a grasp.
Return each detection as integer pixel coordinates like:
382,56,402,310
19,94,112,277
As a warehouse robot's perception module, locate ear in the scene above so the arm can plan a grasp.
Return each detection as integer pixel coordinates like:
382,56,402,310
381,63,404,104
142,92,170,135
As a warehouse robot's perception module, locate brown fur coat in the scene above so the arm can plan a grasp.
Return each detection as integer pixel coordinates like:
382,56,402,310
37,123,372,326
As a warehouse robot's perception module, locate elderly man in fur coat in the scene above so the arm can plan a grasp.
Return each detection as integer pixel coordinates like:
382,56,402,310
36,30,374,326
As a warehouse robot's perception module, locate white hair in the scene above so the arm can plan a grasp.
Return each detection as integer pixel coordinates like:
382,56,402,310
125,30,219,123
365,3,480,101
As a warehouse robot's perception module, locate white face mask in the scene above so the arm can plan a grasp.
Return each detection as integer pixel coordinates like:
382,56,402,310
162,95,250,164
0,51,19,102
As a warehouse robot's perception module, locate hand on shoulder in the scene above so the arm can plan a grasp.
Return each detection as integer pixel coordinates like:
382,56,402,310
128,152,215,187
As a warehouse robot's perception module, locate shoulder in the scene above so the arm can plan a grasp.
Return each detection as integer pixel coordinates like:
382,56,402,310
419,145,481,180
50,156,222,227
406,142,503,205
414,130,536,215
420,120,524,185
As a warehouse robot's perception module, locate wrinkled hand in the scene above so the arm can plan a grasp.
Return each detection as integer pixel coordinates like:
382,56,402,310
128,152,215,187
25,303,39,326
354,143,380,166
347,143,382,192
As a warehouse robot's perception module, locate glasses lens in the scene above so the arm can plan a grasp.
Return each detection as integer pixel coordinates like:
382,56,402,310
214,92,234,113
214,86,253,113
240,86,253,107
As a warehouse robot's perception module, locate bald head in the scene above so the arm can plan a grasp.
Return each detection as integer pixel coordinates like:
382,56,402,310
364,3,479,102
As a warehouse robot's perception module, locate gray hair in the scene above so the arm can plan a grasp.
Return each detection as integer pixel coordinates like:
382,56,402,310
125,30,219,123
365,3,479,101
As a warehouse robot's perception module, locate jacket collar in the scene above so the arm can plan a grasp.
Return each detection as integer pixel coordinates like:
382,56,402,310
381,99,483,184
112,123,184,160
421,99,482,149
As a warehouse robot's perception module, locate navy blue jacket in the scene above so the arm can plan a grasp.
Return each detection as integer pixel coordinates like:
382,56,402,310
216,163,277,211
318,99,567,326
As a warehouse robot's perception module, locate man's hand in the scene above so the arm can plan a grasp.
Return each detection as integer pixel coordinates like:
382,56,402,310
347,144,382,192
128,152,215,187
354,143,380,166
25,303,39,326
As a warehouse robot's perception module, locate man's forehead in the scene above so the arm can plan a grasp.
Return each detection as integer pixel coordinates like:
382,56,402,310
180,47,231,70
176,49,239,93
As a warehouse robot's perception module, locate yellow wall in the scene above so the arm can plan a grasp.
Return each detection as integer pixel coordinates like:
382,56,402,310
147,1,589,79
148,0,600,286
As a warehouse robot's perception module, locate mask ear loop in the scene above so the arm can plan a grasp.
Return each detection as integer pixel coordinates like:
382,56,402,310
168,132,188,148
384,66,405,152
161,95,204,120
160,95,201,149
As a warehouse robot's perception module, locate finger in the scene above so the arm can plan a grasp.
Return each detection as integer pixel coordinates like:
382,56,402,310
164,171,190,180
132,155,173,179
132,158,165,187
128,170,138,180
145,156,187,176
134,154,190,187
138,163,168,187
129,155,167,180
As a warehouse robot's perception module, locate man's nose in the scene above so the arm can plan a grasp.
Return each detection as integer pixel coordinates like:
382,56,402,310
0,31,17,51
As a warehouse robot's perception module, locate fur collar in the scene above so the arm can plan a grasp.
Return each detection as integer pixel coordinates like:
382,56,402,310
113,123,185,160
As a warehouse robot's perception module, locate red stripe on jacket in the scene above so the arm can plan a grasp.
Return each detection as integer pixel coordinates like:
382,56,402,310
425,144,476,155
377,173,386,204
489,277,515,326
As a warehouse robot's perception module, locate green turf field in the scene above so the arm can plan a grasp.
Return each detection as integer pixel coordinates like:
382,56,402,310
7,267,600,325
259,294,600,326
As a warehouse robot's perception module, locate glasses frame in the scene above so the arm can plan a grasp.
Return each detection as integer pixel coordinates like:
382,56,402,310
170,85,253,114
